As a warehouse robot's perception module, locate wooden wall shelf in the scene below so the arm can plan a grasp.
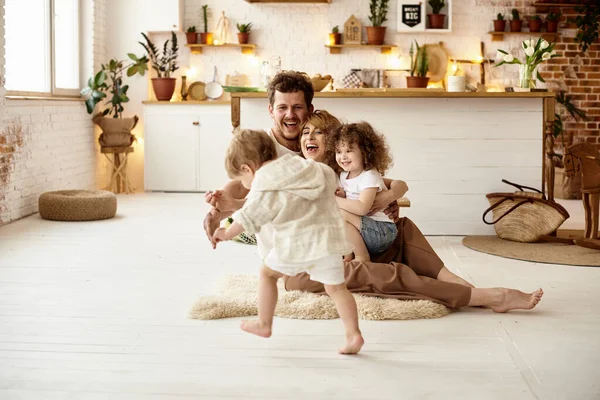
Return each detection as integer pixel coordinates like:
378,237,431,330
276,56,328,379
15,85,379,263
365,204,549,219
245,0,331,3
185,44,256,55
533,2,586,12
325,44,397,55
488,32,558,42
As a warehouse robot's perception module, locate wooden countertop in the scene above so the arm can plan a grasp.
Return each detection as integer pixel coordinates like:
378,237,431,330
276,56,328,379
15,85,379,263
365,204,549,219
231,90,555,99
142,100,231,105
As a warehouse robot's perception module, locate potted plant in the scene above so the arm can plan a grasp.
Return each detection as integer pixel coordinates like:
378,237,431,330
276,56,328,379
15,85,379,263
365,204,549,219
200,5,213,45
406,41,429,88
546,11,561,33
80,54,148,147
236,22,252,45
510,8,522,32
573,4,599,52
494,13,506,33
366,0,389,45
427,0,446,30
529,15,542,33
329,25,342,45
186,26,197,44
139,32,179,101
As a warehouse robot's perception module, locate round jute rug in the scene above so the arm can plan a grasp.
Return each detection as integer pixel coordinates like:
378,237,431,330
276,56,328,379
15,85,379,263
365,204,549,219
462,236,600,267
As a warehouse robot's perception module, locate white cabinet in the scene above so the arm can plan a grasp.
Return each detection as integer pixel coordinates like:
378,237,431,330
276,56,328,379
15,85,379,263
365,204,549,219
144,104,232,192
146,0,184,32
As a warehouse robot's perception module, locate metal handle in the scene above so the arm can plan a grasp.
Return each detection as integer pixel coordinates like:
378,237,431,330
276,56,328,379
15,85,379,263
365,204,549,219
192,121,199,125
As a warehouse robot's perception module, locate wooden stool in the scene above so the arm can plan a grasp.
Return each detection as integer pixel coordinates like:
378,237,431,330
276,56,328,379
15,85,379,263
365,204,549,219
101,146,134,194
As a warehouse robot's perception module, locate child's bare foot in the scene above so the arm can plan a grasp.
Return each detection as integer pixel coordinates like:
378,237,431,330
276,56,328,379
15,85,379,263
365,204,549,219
240,319,272,338
338,334,364,355
491,288,544,313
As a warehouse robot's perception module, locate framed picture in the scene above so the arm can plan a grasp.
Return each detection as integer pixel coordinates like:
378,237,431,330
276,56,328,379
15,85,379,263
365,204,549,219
397,1,425,32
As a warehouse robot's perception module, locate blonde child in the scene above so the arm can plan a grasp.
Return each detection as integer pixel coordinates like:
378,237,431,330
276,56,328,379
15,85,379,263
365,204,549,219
330,122,397,262
212,128,364,355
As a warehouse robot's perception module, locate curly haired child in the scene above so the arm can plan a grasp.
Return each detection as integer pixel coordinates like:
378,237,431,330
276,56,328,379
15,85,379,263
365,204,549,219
329,122,396,262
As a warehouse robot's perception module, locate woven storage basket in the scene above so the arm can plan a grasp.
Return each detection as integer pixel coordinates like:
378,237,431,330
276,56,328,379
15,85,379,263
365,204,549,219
483,180,570,243
39,190,117,221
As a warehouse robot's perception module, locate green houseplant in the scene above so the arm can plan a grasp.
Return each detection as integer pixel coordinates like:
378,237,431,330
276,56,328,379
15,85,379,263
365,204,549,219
139,31,179,101
200,5,213,44
236,22,252,44
80,54,148,147
329,25,342,45
186,26,197,45
546,11,561,34
366,0,389,45
529,15,542,33
427,0,446,29
406,41,429,88
494,13,506,33
510,8,522,32
573,4,599,53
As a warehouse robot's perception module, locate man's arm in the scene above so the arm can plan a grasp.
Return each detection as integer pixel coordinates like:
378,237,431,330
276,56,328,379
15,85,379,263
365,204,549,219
368,178,409,221
203,179,250,249
335,188,378,216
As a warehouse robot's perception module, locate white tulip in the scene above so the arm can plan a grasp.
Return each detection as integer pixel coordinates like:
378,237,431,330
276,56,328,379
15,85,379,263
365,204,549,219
525,47,535,56
542,52,551,60
541,40,549,49
503,54,514,62
529,39,535,47
551,50,557,56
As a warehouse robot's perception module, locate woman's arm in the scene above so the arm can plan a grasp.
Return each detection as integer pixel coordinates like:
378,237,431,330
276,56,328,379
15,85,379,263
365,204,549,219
336,187,378,216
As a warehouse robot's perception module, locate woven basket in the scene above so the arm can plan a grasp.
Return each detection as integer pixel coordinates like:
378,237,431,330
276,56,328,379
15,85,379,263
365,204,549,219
39,190,117,221
483,180,570,243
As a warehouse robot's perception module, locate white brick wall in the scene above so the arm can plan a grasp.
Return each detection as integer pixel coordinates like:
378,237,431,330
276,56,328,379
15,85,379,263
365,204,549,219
0,0,107,226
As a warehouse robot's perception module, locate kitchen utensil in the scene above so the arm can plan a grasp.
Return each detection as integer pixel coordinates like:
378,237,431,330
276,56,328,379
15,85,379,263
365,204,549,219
204,66,224,100
188,81,206,100
423,43,449,83
222,86,265,92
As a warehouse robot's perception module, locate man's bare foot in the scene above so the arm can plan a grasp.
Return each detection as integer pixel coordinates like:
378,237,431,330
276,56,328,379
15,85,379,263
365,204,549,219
339,334,364,355
491,288,544,313
240,319,272,338
437,267,475,288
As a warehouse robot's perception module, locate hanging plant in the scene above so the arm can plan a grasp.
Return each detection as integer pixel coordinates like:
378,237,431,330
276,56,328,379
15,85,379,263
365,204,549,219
573,4,600,53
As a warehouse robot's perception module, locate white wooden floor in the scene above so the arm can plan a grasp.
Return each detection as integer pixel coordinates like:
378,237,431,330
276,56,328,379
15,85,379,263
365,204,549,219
0,193,599,400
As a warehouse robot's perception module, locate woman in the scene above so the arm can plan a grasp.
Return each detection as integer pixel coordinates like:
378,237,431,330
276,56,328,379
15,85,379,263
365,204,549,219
283,110,543,312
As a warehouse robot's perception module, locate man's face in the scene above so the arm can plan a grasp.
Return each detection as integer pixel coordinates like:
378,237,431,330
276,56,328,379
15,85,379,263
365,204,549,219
268,91,313,141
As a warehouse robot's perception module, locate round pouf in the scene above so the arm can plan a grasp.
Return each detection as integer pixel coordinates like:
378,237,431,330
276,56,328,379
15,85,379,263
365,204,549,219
38,190,117,221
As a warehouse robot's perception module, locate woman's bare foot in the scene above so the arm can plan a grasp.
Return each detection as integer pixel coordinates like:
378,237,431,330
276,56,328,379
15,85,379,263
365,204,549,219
437,267,475,288
491,288,544,313
339,334,364,355
240,319,272,338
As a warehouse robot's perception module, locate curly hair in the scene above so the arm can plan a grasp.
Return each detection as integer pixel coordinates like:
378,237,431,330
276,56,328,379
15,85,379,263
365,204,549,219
303,110,343,169
327,122,393,175
225,128,277,178
267,71,314,108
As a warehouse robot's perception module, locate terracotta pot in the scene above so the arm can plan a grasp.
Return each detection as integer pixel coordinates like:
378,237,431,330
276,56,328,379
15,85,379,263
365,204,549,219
547,20,558,33
428,13,446,29
329,33,342,45
493,20,506,32
151,78,176,101
510,20,522,32
199,32,213,45
237,32,250,44
186,32,198,44
366,26,386,45
406,76,429,88
529,19,542,32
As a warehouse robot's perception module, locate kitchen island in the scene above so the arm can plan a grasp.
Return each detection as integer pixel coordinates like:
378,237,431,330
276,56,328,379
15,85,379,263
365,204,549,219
231,90,556,235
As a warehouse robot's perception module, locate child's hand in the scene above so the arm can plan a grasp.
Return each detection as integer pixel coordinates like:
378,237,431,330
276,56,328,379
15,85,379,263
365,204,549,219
335,187,346,198
212,227,229,247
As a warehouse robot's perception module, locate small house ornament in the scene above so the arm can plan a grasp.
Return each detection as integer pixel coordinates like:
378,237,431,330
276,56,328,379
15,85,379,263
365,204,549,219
344,15,362,44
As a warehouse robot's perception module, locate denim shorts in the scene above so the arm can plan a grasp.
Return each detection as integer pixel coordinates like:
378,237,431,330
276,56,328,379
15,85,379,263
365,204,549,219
360,216,398,256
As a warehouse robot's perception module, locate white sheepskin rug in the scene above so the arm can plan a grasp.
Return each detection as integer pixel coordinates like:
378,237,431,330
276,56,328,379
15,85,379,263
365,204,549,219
189,274,450,321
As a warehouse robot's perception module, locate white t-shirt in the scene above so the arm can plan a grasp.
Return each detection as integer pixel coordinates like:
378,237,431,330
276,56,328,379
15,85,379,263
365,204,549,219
340,169,391,223
267,128,301,158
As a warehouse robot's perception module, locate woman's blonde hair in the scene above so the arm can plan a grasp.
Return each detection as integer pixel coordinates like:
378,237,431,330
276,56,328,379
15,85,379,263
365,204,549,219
303,110,342,169
225,128,277,178
328,122,393,175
